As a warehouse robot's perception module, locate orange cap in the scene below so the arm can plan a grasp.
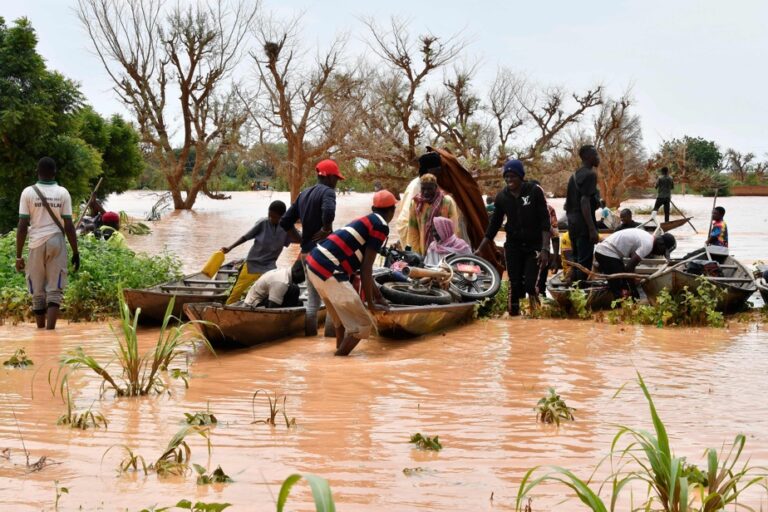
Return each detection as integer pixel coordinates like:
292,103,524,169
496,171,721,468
315,159,345,180
372,190,397,208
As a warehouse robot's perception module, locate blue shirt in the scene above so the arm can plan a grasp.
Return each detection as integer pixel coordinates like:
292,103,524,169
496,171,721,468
279,184,336,252
243,218,289,273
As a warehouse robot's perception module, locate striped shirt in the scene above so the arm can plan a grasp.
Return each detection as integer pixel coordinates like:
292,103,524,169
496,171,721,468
307,213,389,281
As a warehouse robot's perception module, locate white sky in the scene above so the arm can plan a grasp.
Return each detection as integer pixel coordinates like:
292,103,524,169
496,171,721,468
4,0,767,156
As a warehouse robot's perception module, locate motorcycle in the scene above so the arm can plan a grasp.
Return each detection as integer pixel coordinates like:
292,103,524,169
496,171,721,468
374,245,501,306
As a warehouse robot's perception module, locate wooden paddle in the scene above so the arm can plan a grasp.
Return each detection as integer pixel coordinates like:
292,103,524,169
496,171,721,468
670,199,698,233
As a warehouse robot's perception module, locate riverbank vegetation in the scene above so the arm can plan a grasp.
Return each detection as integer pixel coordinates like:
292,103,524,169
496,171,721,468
0,231,180,324
515,373,767,511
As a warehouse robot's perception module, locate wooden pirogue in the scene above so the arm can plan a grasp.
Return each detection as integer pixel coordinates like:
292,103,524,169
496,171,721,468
642,249,757,312
124,261,239,324
371,302,476,338
183,301,326,349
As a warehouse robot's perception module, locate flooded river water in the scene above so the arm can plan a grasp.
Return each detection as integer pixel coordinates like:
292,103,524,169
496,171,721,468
1,191,767,511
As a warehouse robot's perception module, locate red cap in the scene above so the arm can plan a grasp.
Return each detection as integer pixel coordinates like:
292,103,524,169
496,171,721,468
315,159,345,180
372,190,397,208
102,211,120,224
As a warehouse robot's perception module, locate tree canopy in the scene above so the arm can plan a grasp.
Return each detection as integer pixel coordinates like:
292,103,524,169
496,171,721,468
0,17,142,233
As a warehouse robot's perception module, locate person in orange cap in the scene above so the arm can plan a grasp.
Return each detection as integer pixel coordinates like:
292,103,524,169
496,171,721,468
306,190,397,356
280,159,344,335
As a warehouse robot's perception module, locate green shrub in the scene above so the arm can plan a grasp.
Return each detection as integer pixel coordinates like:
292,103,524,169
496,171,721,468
0,230,181,322
475,280,508,318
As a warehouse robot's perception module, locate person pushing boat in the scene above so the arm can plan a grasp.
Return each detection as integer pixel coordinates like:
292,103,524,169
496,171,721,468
305,190,397,356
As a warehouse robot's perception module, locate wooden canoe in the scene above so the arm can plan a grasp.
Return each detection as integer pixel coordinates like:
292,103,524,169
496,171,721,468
372,302,476,338
641,252,757,312
183,301,326,349
124,262,240,324
546,271,614,311
599,217,694,234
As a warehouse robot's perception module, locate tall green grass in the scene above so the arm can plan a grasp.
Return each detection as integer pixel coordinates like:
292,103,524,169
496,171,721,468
59,291,214,397
516,372,767,511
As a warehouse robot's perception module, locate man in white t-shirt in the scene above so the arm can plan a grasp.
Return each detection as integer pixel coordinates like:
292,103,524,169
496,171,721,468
243,260,305,308
15,157,80,329
594,230,675,299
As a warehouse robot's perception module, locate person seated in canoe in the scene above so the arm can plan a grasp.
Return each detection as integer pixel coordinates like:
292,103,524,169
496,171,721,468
221,200,298,304
423,217,471,266
93,211,129,249
475,159,551,316
594,230,676,299
243,259,305,308
614,208,641,231
403,173,461,256
305,190,397,356
707,206,728,248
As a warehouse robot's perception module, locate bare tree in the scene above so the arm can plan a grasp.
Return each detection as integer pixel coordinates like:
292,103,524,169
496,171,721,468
245,16,364,200
77,0,257,209
358,17,465,177
488,67,526,163
724,148,756,183
592,96,647,207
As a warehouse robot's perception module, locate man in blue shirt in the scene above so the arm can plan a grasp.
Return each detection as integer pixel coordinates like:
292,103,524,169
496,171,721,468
280,159,343,335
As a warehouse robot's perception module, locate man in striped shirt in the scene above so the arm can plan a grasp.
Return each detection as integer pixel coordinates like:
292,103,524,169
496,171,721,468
306,190,397,356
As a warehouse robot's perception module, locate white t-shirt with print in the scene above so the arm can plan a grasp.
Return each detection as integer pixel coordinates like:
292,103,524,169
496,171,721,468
244,267,292,306
595,228,654,260
18,182,73,249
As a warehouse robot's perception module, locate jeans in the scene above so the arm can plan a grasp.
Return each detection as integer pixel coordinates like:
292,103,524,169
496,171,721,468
653,197,671,223
505,242,539,313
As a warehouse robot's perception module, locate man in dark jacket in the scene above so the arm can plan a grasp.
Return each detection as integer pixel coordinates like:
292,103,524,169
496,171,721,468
654,167,674,223
280,159,342,335
475,160,551,315
564,145,600,282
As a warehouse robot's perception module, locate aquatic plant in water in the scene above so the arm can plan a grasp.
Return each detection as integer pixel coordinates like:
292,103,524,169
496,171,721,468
409,433,443,451
277,473,336,512
53,480,68,511
59,292,214,397
516,372,767,511
152,426,211,477
184,405,218,426
55,380,108,430
3,348,33,368
193,464,232,485
140,501,231,512
251,390,296,428
535,388,575,425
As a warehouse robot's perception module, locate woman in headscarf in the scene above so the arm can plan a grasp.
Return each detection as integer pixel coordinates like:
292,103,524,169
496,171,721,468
424,216,471,265
404,173,459,255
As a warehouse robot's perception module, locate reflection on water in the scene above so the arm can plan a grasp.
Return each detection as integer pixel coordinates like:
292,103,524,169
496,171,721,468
0,191,767,510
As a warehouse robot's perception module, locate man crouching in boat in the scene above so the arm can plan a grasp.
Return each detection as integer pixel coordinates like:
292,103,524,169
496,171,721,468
305,191,397,356
243,259,305,308
594,230,676,299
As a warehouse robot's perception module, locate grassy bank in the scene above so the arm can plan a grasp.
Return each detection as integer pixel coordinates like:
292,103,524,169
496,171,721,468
1,230,181,324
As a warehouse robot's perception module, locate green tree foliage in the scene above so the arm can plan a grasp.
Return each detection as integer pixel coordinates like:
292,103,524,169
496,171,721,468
0,17,142,233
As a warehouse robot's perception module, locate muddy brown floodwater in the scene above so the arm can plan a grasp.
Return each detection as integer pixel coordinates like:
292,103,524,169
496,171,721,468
1,192,767,511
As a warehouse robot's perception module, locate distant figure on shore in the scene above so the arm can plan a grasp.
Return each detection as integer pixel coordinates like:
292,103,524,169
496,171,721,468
615,208,641,231
485,195,495,214
16,157,80,330
564,145,600,282
707,206,728,247
654,167,674,223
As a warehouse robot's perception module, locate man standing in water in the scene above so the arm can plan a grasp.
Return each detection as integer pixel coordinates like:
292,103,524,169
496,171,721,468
564,145,600,282
15,157,80,329
654,167,674,223
475,160,550,315
280,159,342,335
306,190,397,356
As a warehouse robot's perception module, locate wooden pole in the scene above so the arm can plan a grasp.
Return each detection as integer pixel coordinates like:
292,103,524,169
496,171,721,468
75,177,103,230
669,199,698,233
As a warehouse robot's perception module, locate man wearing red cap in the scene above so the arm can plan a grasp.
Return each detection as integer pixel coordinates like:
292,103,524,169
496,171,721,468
96,211,129,249
306,190,397,356
280,159,343,335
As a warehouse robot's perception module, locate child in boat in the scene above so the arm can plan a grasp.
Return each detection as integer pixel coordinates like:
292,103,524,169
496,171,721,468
243,259,304,308
305,190,397,356
221,200,297,304
708,206,728,247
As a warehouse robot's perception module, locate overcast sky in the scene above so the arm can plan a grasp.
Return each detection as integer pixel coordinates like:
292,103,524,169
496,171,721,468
4,0,767,156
